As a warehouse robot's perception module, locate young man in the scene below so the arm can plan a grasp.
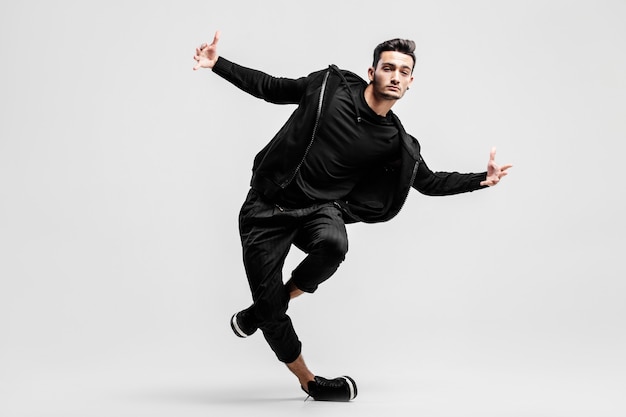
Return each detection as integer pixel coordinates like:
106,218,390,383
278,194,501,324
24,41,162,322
193,31,511,402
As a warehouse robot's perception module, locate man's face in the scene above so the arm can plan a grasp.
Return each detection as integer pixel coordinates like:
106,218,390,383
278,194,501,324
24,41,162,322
368,51,414,101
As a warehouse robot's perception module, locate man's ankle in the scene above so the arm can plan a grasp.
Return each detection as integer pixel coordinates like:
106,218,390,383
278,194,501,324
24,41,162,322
300,376,315,392
285,279,304,299
286,354,315,390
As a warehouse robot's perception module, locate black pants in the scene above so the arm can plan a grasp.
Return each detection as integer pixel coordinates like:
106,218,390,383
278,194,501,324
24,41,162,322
238,188,348,363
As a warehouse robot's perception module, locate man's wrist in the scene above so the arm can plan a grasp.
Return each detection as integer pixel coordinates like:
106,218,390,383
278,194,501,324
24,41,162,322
209,55,223,70
209,55,220,70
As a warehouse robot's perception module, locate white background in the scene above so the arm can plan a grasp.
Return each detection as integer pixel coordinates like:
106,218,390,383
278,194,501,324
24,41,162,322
1,1,625,416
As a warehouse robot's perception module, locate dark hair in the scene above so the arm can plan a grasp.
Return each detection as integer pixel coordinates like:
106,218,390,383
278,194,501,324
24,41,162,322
372,38,416,70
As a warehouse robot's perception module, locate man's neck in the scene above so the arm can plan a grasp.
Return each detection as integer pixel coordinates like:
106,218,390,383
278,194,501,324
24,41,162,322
363,84,396,117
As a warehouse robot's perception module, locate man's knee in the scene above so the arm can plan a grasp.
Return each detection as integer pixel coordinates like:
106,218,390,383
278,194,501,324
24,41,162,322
316,233,348,261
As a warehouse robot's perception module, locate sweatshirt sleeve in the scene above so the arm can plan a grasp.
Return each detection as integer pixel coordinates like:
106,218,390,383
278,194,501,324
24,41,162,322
211,56,309,105
412,156,488,196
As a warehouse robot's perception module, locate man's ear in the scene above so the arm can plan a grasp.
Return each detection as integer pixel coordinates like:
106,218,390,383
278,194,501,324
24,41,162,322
367,67,375,82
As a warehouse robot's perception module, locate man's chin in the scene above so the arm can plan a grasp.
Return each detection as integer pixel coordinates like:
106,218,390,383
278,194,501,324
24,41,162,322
380,91,403,100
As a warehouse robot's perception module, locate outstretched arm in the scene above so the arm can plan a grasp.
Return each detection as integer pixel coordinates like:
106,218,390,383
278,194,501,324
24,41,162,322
192,31,309,105
480,147,513,187
412,146,512,196
193,31,221,70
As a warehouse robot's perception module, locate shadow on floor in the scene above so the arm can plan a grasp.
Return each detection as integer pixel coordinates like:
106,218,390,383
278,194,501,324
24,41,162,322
119,384,305,406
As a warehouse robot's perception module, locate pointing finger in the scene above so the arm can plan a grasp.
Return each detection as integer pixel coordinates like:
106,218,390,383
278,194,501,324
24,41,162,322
211,30,221,46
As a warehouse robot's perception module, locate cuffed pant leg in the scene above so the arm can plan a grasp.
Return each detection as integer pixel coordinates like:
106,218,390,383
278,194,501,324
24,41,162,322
238,190,302,363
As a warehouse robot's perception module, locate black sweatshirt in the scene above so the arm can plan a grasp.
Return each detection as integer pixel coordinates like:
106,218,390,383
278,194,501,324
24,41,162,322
212,57,487,223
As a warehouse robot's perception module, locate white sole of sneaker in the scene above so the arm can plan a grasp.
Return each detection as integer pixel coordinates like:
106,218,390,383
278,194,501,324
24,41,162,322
231,313,248,338
342,376,357,400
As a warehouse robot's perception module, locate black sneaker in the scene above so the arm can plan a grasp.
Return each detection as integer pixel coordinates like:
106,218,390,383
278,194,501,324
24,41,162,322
230,310,257,338
304,376,357,401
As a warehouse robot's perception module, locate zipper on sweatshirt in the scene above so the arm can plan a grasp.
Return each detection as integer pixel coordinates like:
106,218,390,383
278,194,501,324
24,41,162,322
395,160,420,214
281,69,331,188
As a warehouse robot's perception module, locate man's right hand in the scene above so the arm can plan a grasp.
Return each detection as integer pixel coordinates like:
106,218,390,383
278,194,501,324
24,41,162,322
193,31,220,70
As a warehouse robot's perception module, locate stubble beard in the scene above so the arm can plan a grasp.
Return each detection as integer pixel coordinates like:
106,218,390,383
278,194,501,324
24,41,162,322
372,74,403,101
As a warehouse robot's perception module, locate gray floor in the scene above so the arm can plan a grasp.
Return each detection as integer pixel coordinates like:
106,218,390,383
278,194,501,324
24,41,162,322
2,334,624,417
